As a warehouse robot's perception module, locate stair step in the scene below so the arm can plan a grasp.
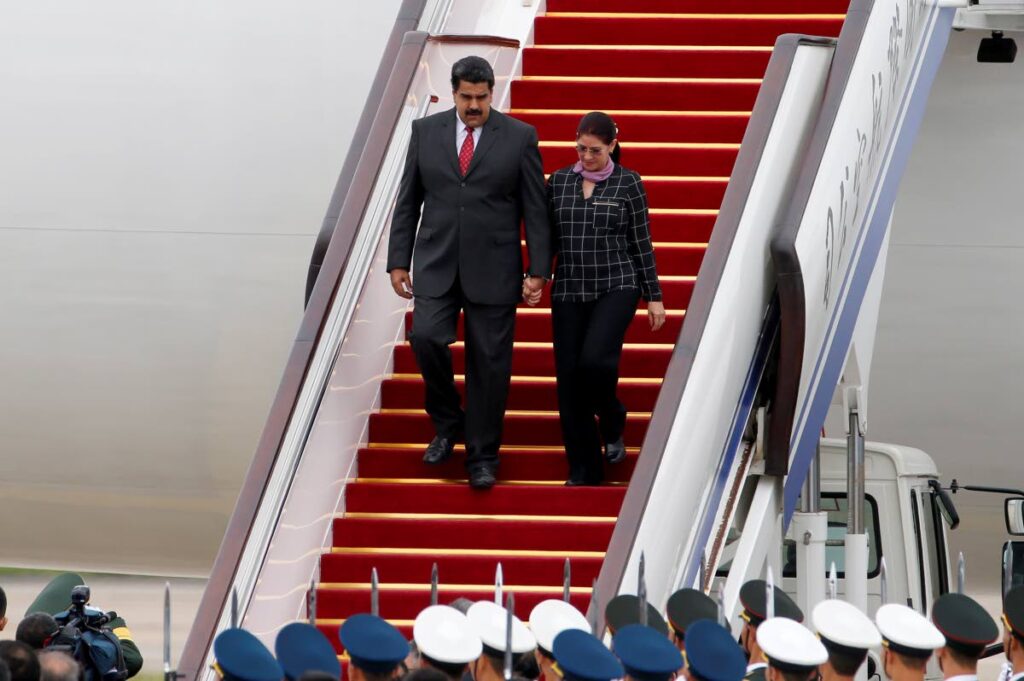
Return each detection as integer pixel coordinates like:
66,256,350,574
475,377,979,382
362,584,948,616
345,481,625,515
357,445,638,482
320,552,603,588
642,178,728,210
333,516,614,551
546,0,850,12
391,342,672,380
367,410,650,447
533,15,844,47
514,78,760,112
317,586,590,622
542,143,737,177
524,46,771,80
514,109,749,145
402,309,685,344
380,375,661,411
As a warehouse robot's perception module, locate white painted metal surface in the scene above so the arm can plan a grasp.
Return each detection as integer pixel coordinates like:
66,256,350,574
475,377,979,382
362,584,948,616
614,42,835,611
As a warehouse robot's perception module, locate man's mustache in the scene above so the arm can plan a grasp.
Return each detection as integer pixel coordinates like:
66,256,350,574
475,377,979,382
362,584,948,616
466,109,483,115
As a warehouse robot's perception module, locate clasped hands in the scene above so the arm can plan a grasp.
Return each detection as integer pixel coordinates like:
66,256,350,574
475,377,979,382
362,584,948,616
522,276,545,306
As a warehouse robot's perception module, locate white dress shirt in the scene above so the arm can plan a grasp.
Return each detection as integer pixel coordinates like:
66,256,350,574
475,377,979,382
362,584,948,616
944,674,978,681
455,110,483,155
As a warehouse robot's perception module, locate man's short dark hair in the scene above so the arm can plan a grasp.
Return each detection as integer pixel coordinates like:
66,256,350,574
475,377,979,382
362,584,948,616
0,585,7,619
451,56,494,91
37,652,79,681
0,641,41,681
827,647,868,677
401,669,448,681
17,614,60,650
776,669,816,681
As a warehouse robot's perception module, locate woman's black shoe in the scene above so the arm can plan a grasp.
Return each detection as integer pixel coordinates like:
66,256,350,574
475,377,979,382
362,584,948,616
604,438,626,464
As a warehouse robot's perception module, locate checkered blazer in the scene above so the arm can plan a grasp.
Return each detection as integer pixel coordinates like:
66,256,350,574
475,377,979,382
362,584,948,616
547,164,662,303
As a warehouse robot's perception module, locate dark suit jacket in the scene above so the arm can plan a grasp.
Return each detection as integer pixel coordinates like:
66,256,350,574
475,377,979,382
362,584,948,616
386,108,552,305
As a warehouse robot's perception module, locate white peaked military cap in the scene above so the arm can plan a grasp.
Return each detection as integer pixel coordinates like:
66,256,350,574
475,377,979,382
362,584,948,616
875,604,945,658
813,600,882,651
757,618,828,672
529,599,590,654
414,605,483,664
467,601,537,654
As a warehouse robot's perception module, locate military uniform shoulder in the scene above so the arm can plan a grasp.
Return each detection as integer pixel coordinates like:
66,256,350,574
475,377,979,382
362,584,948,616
745,666,767,681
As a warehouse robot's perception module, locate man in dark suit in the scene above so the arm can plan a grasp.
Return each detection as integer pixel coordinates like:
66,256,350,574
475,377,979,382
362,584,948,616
387,56,551,490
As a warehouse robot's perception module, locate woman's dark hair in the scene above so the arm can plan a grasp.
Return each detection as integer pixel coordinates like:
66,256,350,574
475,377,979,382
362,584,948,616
576,111,620,163
451,56,495,91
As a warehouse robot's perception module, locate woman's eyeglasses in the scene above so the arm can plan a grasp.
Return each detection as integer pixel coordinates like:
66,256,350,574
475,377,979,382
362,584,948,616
575,144,606,156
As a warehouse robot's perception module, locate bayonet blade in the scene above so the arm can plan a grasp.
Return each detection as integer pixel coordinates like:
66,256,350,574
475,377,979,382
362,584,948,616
828,562,838,600
638,552,648,627
766,566,775,620
371,568,380,617
880,557,888,605
496,563,504,606
1004,543,1014,599
163,582,171,677
504,594,515,681
563,558,571,603
431,563,439,606
230,588,238,629
717,588,728,629
308,579,317,627
958,552,966,594
589,578,600,636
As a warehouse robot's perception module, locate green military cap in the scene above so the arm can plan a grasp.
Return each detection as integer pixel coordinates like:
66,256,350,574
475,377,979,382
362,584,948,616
738,580,802,626
932,593,998,657
666,589,717,639
605,595,668,637
1002,586,1024,641
25,573,86,616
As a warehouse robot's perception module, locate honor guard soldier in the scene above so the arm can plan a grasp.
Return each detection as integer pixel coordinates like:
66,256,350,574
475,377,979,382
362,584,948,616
339,614,409,681
738,580,804,681
529,600,589,681
26,572,144,677
1001,586,1024,681
276,622,342,681
605,595,669,637
213,628,283,681
552,629,624,681
931,593,998,681
666,589,718,652
875,604,945,681
756,618,828,681
466,601,537,681
612,624,684,681
812,599,882,681
413,605,482,681
680,621,746,681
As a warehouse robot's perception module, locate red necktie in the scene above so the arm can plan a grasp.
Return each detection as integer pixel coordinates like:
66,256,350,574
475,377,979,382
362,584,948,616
459,126,475,176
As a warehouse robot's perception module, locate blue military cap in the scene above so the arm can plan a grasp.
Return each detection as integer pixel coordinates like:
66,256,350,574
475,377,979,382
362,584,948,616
214,628,283,681
275,623,341,681
612,624,682,681
338,614,410,675
552,629,624,681
683,621,746,681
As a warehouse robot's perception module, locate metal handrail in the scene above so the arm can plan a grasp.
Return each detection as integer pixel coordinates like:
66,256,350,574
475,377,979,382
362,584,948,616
177,28,431,681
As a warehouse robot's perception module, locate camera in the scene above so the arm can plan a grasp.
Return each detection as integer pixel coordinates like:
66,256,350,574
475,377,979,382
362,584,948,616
54,585,117,629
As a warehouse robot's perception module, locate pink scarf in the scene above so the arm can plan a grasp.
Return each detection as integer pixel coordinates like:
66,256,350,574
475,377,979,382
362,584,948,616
573,159,615,183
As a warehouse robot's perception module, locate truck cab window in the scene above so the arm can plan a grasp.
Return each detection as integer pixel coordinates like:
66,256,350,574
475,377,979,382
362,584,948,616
781,493,882,578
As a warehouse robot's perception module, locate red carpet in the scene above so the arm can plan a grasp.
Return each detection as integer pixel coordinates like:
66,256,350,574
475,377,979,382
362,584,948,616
315,3,844,656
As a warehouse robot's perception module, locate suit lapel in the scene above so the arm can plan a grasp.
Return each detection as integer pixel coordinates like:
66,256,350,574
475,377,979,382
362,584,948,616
439,109,461,177
464,110,502,179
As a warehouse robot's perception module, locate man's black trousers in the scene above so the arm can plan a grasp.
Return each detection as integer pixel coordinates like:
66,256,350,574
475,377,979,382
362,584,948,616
552,289,640,483
409,276,516,473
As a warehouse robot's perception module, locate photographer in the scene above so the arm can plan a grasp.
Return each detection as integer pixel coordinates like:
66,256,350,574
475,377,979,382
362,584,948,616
25,574,142,679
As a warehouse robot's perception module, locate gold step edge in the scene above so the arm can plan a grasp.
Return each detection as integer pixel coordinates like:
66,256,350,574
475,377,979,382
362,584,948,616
341,511,617,522
330,547,605,557
349,477,630,487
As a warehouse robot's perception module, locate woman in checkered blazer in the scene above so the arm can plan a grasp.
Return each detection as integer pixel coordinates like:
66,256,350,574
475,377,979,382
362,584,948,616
526,112,666,486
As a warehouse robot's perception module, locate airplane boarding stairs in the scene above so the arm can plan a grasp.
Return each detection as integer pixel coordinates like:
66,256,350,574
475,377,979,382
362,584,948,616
179,0,958,676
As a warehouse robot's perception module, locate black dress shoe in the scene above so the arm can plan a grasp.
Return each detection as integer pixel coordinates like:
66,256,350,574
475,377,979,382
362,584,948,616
423,436,456,464
604,438,626,465
468,467,497,490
